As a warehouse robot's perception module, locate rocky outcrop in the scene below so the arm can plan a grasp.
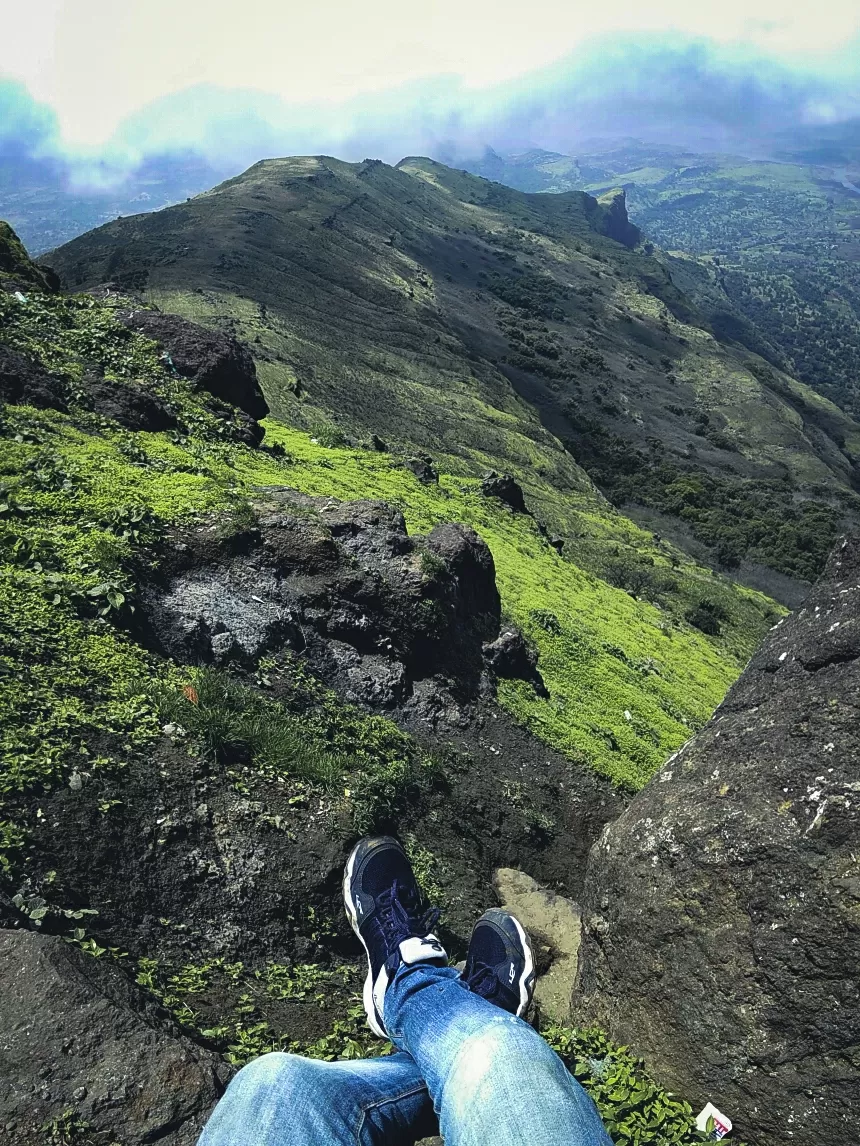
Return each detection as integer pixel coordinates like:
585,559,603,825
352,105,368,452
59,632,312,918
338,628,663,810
480,471,528,513
141,491,514,725
595,189,641,249
0,346,67,411
483,630,547,697
404,454,439,483
0,930,229,1145
80,368,178,432
576,535,860,1146
116,308,269,420
0,221,58,293
141,492,516,724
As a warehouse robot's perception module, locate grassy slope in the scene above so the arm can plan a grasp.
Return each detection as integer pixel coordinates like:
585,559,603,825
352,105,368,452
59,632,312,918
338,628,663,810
0,274,775,836
477,143,860,421
43,155,860,597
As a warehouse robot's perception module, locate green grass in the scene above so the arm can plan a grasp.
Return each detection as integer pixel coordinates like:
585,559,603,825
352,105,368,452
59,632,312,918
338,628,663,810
0,268,781,859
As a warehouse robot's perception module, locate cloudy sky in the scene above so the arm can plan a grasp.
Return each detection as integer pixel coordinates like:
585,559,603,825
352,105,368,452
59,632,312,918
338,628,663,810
2,0,859,170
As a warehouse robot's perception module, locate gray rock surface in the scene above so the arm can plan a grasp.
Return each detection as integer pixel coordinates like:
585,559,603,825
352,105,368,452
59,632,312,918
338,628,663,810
0,930,229,1145
576,535,860,1146
494,868,581,1025
142,491,506,728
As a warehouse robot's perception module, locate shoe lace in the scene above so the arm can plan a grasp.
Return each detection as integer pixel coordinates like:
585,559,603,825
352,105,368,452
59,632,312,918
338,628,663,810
465,960,503,1001
377,879,441,974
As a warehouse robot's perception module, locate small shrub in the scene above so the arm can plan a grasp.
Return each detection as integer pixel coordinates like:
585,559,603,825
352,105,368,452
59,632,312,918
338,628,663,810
530,608,562,634
312,421,348,449
685,598,728,636
543,1024,714,1146
147,667,348,785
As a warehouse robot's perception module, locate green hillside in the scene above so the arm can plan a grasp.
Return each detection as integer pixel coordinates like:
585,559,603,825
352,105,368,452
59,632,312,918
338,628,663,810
0,250,776,797
471,144,860,422
43,156,860,604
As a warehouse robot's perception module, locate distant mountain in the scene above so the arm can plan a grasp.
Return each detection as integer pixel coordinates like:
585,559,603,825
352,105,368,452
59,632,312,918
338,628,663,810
466,142,860,420
44,155,860,600
0,148,234,255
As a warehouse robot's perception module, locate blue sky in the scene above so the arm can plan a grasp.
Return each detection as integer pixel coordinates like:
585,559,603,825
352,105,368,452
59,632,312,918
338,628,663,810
2,0,859,173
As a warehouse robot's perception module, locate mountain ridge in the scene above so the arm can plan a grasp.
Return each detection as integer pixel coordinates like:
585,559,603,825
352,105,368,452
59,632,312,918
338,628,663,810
43,154,860,602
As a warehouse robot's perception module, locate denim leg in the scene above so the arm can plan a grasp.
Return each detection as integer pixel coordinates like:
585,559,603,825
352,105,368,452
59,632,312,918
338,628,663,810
384,964,613,1146
197,1050,437,1146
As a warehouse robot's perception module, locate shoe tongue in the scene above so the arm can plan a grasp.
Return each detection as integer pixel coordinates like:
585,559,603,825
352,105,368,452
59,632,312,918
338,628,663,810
398,934,447,965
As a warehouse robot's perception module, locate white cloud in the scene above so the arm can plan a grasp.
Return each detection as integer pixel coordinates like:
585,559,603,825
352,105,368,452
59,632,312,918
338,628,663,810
2,0,859,145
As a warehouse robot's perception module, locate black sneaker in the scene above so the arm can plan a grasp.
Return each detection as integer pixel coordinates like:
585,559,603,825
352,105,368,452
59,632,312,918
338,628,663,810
343,836,447,1037
462,908,536,1017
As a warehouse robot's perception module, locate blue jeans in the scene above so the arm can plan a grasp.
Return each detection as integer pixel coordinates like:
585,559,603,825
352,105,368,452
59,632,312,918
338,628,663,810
198,963,613,1146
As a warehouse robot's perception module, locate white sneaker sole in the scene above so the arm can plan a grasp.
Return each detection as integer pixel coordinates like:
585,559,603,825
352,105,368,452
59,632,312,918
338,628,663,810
508,912,536,1017
343,840,389,1039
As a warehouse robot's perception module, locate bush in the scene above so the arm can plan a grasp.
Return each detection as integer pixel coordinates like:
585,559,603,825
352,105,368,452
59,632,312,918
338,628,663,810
312,421,348,449
685,598,728,636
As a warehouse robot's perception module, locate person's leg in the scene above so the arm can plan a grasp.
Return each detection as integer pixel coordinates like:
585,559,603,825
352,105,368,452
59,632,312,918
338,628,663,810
343,837,612,1146
384,964,612,1146
197,1049,437,1146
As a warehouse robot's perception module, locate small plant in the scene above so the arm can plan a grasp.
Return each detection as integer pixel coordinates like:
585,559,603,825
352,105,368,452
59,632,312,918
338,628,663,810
419,549,447,579
530,608,562,634
311,420,348,449
40,1108,92,1144
685,598,728,636
542,1024,714,1146
101,504,163,545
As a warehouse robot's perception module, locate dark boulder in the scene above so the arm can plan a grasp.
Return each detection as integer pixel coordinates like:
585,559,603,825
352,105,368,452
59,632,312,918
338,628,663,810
480,470,528,513
0,930,229,1145
575,535,860,1146
117,309,268,420
424,522,500,644
483,629,548,697
140,491,503,720
405,454,438,483
0,346,67,411
229,408,266,447
79,369,178,431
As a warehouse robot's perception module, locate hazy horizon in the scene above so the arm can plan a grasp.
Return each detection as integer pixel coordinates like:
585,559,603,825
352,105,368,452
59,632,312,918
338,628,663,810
2,0,860,193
